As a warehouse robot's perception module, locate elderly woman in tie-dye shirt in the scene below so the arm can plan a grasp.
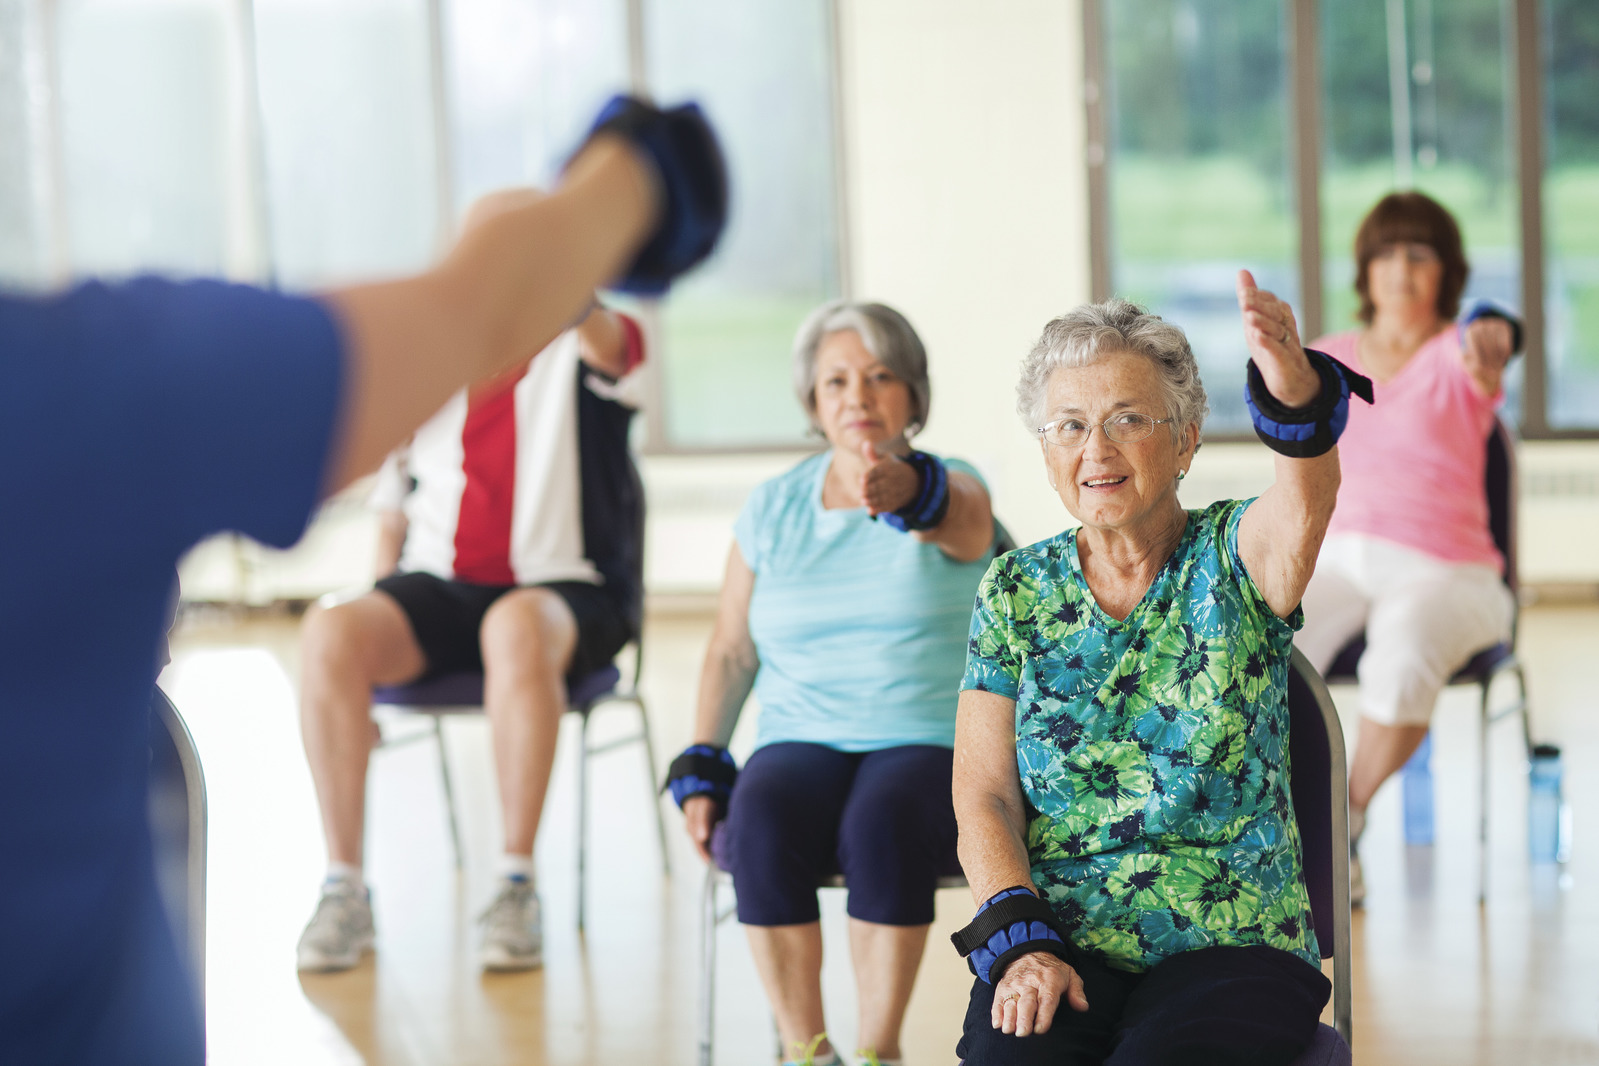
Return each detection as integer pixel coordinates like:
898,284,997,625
950,275,1350,1066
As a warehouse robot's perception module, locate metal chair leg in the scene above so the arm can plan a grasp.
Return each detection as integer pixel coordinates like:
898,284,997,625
635,695,671,876
1479,680,1491,904
577,707,590,934
699,868,718,1066
435,718,464,870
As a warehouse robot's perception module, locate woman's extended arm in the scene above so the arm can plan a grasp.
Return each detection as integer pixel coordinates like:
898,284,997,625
954,688,1090,1036
681,544,760,860
916,472,995,563
859,447,996,563
1234,270,1342,619
1460,315,1516,398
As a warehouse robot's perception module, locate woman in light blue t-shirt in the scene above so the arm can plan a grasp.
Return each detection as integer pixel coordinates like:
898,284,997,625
662,301,1000,1066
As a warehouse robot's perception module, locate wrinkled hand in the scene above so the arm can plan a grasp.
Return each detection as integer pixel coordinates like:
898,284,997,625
1237,269,1319,408
991,951,1090,1037
1463,315,1514,372
682,794,718,863
858,441,919,516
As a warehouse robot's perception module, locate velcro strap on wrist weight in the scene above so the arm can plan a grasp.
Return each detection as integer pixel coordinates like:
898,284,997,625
881,451,951,533
951,886,1070,984
1245,348,1374,458
664,745,737,809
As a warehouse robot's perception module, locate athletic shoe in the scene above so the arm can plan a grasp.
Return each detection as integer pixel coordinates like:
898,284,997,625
478,876,542,972
781,1034,841,1066
855,1052,901,1066
296,880,375,972
1350,848,1366,909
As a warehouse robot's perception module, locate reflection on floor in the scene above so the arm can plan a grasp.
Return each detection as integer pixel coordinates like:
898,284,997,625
161,604,1599,1065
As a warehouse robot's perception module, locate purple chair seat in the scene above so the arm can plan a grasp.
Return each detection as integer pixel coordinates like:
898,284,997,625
372,664,622,711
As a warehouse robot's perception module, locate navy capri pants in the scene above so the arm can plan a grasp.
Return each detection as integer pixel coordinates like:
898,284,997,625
721,742,959,926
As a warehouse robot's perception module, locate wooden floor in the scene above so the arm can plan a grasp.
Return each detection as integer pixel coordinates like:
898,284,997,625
161,603,1599,1065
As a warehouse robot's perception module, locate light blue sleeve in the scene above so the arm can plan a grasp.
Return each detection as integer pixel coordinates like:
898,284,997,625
733,479,772,574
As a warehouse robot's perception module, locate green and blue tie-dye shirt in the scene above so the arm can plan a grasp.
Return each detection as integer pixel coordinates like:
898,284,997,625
961,499,1321,973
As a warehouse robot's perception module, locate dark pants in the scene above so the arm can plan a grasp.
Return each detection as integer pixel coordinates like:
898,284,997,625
957,943,1331,1066
721,742,959,926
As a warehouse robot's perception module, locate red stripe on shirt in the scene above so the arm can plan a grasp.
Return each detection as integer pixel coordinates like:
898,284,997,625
617,312,646,373
453,362,531,585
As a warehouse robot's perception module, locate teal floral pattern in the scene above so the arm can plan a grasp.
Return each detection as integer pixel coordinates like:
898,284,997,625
962,500,1320,973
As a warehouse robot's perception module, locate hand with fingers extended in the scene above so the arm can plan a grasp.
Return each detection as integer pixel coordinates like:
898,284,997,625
857,440,919,517
1236,268,1319,408
991,951,1090,1037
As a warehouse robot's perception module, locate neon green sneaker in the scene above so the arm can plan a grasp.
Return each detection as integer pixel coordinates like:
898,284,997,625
781,1033,842,1066
855,1051,903,1066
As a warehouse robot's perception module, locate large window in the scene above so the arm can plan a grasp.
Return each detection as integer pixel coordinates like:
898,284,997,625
645,0,843,449
1543,0,1599,428
2,0,844,450
1104,0,1295,432
1087,0,1599,439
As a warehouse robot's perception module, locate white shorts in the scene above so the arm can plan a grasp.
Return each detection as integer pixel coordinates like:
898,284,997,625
1295,533,1515,727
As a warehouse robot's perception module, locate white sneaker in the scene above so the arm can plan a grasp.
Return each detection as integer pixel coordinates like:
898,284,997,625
296,880,375,972
478,877,542,972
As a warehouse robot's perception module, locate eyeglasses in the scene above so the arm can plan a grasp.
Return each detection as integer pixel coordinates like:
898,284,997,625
1037,412,1174,448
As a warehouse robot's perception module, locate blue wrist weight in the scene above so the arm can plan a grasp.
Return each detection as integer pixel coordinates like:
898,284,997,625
665,744,738,809
880,451,950,533
950,886,1070,984
580,95,729,296
1460,298,1525,355
1245,348,1374,458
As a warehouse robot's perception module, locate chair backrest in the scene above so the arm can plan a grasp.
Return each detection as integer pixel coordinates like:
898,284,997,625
148,686,207,1000
1285,648,1353,1045
1486,415,1517,593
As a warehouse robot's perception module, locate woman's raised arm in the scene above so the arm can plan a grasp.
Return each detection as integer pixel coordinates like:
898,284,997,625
1234,270,1342,620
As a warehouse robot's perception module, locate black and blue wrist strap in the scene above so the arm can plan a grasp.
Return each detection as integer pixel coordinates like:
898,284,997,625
951,886,1071,984
880,450,951,533
1245,348,1374,459
664,744,738,809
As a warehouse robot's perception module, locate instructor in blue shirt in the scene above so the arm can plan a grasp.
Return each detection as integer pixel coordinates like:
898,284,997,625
0,97,725,1066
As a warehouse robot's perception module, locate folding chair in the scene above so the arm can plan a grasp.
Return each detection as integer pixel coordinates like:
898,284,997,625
1286,648,1356,1062
372,640,669,931
149,686,208,1003
1323,415,1532,899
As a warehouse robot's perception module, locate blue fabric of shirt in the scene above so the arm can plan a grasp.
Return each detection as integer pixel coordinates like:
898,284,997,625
734,450,994,752
0,277,344,1065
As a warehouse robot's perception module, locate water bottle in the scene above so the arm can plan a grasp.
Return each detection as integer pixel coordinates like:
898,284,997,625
1402,732,1435,846
1528,744,1566,863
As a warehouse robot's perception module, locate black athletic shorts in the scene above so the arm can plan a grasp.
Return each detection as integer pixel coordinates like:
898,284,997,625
374,571,633,683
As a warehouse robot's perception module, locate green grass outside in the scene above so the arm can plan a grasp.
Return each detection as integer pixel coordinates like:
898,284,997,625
660,292,821,447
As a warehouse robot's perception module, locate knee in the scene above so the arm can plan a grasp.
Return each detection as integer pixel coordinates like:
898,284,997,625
480,590,574,676
301,600,370,679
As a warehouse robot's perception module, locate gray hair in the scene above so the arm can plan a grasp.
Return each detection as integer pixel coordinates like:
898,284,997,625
793,300,931,436
1016,298,1209,441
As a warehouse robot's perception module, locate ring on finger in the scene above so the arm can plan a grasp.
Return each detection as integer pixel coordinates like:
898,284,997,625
1002,992,1020,1003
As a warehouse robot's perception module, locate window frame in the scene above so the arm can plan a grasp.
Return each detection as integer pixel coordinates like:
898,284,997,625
1081,0,1573,440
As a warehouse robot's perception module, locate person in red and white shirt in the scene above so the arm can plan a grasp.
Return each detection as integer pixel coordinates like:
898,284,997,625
295,302,645,973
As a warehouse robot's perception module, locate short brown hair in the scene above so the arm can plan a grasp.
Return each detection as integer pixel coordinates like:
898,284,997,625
1352,191,1470,324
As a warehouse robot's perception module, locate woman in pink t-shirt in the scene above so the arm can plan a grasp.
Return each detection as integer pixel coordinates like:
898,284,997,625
1295,192,1519,904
